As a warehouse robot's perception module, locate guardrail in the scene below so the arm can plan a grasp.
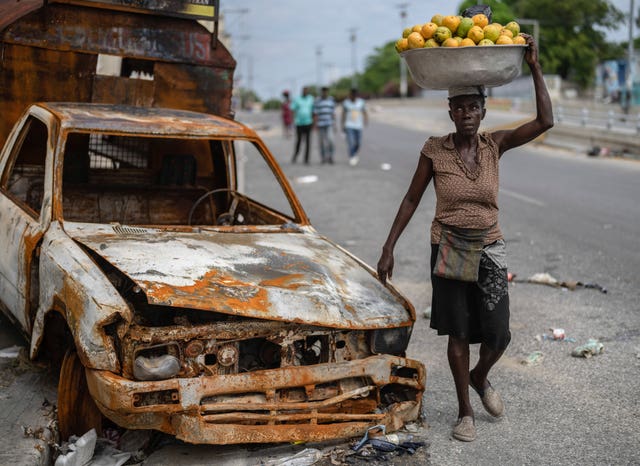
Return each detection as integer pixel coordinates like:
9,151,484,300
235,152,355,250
555,106,640,134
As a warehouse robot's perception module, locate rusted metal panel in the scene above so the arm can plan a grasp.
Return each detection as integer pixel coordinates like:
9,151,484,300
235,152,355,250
51,0,218,21
92,76,155,107
0,0,43,31
2,4,232,67
31,222,133,371
154,62,234,118
0,44,96,148
65,223,413,329
86,354,425,444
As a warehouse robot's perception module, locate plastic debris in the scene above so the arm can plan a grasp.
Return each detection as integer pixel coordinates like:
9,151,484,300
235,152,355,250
521,351,544,366
571,339,604,358
380,163,392,171
261,448,323,466
295,175,318,184
89,438,131,466
423,306,431,319
511,272,607,293
55,429,97,466
0,345,23,358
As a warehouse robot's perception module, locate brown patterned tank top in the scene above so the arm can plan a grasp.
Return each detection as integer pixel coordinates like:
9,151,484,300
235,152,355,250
421,132,502,245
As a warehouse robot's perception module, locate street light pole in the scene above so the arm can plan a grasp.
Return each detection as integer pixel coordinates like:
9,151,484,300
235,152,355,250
626,0,635,111
397,3,408,98
349,28,358,88
316,45,323,91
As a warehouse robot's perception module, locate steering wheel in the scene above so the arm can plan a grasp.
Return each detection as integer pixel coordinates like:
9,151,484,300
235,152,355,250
188,188,239,226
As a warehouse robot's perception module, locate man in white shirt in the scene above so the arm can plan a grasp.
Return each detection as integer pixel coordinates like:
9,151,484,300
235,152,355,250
341,88,368,166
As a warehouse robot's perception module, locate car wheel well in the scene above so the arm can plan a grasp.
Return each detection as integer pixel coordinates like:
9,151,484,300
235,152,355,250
37,309,73,371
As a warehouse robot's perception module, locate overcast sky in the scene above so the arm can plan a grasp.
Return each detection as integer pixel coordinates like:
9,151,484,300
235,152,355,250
220,0,637,100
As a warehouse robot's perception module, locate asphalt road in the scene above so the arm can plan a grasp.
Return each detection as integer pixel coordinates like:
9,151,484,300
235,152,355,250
1,100,639,465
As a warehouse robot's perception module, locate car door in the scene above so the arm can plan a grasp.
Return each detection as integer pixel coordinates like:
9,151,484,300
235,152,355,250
0,112,53,333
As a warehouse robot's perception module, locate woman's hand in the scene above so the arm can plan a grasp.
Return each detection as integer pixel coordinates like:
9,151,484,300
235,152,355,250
522,33,538,66
377,248,394,285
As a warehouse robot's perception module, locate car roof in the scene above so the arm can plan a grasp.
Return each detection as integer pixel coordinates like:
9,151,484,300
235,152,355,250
37,103,256,139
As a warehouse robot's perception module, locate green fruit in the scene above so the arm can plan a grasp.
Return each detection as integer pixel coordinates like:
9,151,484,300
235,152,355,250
423,38,439,48
478,38,495,46
402,27,412,38
456,17,474,38
505,21,520,37
434,26,452,44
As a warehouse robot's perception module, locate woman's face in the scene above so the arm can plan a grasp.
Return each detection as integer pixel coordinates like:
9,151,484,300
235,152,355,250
448,95,486,137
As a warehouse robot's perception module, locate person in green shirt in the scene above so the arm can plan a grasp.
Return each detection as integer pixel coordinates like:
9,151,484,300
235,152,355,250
291,87,315,164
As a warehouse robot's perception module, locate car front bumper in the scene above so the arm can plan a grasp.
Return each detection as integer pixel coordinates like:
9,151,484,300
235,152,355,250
85,354,426,444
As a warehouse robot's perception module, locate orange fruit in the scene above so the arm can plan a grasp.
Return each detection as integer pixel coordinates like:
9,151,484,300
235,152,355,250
442,15,461,33
472,13,489,29
467,25,484,44
412,24,423,33
402,27,412,38
442,37,459,47
431,14,444,26
500,28,514,39
513,34,526,45
395,37,409,52
460,37,476,47
421,22,438,39
407,31,425,49
496,35,514,45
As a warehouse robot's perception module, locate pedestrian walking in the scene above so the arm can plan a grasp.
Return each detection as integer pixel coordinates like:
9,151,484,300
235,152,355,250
281,90,293,138
313,86,336,164
291,87,315,164
376,35,553,443
341,88,368,166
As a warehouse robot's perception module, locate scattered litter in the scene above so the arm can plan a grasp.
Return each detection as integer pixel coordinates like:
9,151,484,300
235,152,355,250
261,447,322,466
55,429,97,466
295,175,318,184
351,424,425,459
571,339,604,358
535,328,577,343
423,306,431,319
89,438,131,466
521,351,544,366
0,345,23,358
403,422,420,433
510,272,607,293
380,163,392,171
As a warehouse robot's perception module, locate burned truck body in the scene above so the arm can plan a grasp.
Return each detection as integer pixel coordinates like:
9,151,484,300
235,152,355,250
0,0,426,446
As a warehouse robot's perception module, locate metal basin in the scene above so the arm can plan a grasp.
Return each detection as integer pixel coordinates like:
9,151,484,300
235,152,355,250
401,45,526,90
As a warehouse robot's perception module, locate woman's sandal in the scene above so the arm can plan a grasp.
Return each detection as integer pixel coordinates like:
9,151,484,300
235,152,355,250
469,376,505,418
452,416,476,442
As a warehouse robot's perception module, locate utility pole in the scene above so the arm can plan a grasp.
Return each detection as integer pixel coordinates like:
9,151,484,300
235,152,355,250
349,28,358,88
626,0,635,112
397,3,408,98
316,45,323,91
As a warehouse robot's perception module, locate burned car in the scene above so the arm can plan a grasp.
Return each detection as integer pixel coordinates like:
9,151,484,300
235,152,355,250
0,103,425,444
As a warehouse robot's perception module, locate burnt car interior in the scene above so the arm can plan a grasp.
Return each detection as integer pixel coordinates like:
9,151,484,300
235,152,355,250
59,132,296,227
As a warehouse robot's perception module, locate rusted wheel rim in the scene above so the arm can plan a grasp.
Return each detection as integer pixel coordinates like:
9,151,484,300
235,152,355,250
57,349,103,441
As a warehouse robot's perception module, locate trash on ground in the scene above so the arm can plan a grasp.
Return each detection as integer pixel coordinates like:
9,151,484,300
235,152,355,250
351,424,425,459
571,339,604,358
380,163,392,171
510,272,607,293
534,328,577,343
55,428,97,466
521,351,544,366
423,306,431,319
89,437,131,466
295,175,319,184
261,447,323,466
0,345,23,358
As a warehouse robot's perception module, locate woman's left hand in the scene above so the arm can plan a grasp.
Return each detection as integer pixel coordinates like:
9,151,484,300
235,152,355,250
522,33,538,66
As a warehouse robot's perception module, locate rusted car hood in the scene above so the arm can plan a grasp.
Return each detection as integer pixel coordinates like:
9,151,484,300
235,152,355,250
65,223,412,329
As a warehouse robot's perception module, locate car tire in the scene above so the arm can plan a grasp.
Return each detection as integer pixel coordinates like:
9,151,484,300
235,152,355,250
57,349,103,441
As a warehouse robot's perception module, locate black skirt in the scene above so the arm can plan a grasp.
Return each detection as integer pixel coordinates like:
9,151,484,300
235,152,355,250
429,243,511,351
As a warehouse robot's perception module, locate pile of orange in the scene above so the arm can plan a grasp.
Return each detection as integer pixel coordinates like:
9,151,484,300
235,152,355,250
396,13,525,52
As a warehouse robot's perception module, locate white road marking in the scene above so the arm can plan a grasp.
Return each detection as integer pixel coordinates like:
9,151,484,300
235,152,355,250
500,188,545,207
